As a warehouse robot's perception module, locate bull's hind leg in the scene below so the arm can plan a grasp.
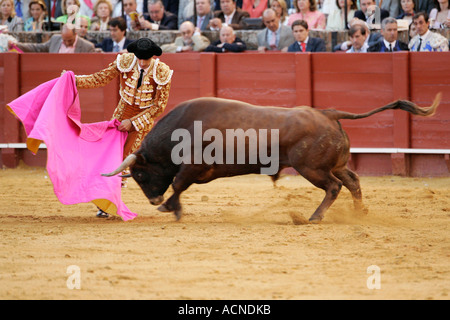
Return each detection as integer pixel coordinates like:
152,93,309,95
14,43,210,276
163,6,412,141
295,167,343,223
333,167,368,214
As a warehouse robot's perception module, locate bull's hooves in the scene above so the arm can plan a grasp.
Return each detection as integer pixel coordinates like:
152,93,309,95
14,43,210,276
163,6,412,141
174,210,182,221
308,217,323,224
157,204,170,212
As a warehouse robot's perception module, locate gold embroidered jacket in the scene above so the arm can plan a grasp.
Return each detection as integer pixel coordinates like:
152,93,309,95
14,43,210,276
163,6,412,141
75,53,173,154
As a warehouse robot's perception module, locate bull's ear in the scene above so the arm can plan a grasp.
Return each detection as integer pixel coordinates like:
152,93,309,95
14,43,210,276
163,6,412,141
136,153,147,164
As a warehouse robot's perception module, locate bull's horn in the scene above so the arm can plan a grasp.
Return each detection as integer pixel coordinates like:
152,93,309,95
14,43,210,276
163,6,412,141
101,154,137,177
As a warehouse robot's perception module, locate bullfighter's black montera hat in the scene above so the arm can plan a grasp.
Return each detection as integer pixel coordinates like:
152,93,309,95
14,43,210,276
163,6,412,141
127,38,162,60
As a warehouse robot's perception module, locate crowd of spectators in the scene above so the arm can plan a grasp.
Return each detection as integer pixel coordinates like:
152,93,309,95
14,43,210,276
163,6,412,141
2,0,449,52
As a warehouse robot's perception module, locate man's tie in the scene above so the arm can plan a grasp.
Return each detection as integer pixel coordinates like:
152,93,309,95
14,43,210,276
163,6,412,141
418,38,422,51
269,31,277,49
198,16,205,29
15,0,23,18
301,42,306,52
389,43,392,52
113,44,119,52
137,69,144,89
51,0,57,18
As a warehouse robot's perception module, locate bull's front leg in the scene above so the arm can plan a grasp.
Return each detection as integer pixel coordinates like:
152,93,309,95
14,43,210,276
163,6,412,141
157,165,200,221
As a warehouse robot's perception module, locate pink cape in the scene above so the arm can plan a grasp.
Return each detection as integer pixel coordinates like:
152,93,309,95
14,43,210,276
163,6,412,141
7,71,137,221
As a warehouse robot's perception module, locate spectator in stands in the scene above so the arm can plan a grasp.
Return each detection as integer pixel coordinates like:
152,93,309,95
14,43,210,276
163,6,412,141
410,0,435,14
287,19,326,51
408,15,418,38
187,0,214,30
96,17,132,52
345,24,369,52
354,0,389,26
24,0,46,31
12,23,95,52
326,0,357,31
14,0,30,20
122,0,139,29
204,24,246,51
1,0,24,31
76,15,97,44
429,0,450,28
242,0,268,18
56,0,90,25
368,17,409,51
161,0,179,16
287,0,326,30
396,0,416,24
333,18,381,51
45,0,63,19
380,0,400,18
318,0,338,17
208,0,250,30
90,0,112,31
161,20,210,52
257,8,294,51
269,0,289,25
409,11,449,51
135,0,178,30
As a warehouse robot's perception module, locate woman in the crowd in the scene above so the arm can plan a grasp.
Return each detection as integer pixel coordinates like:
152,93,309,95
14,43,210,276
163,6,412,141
396,0,416,24
325,0,356,31
242,0,269,18
24,0,47,31
429,0,450,28
0,0,24,32
287,0,326,29
269,0,289,25
90,0,112,31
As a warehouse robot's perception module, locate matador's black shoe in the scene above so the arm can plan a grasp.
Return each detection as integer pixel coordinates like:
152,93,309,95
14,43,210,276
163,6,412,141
96,209,110,218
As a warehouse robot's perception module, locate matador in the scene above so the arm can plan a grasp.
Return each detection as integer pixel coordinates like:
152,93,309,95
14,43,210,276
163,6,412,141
75,38,173,217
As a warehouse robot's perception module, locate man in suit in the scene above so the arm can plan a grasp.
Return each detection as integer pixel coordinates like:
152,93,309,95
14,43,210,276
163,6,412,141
14,0,31,20
209,0,250,30
187,0,215,30
45,0,63,19
257,8,294,52
137,0,178,30
368,17,409,52
354,0,389,26
204,25,246,52
346,24,369,52
161,20,211,52
288,20,326,52
96,17,133,52
13,24,95,53
333,18,382,51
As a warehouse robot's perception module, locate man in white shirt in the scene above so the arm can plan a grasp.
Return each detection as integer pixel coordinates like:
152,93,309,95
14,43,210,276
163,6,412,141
409,11,449,52
346,24,369,53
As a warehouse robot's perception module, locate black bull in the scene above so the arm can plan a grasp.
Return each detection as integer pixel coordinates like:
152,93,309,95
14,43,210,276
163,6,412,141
103,95,440,223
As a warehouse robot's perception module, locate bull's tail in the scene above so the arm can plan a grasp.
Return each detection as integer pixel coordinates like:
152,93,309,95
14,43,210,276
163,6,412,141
322,93,441,121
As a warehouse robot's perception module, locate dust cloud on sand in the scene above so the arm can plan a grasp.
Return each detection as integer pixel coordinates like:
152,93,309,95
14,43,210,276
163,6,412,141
0,165,449,299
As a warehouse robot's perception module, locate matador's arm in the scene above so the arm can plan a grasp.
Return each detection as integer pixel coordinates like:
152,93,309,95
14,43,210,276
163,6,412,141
75,60,120,89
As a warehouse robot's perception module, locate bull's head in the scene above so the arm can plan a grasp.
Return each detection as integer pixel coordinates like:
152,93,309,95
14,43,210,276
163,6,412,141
102,153,173,206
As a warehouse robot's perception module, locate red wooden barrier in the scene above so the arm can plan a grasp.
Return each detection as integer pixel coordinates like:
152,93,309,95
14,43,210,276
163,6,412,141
1,52,449,176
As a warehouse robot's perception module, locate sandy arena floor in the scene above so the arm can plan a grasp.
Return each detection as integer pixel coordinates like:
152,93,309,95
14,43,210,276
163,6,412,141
0,165,449,300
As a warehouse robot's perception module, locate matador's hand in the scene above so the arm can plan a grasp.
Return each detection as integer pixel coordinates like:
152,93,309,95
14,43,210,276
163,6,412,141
118,119,132,132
